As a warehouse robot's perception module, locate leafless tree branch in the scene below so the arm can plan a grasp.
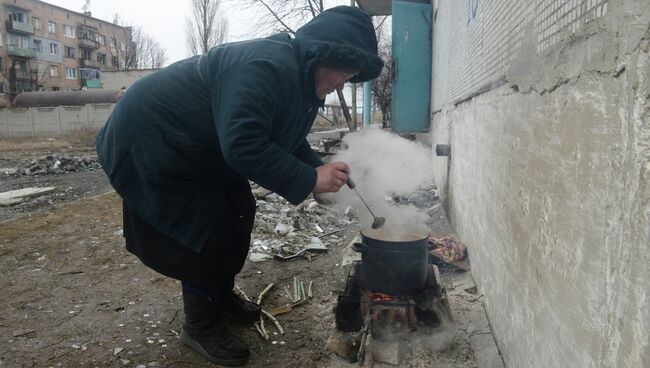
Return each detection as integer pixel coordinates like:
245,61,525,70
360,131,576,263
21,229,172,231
185,0,229,56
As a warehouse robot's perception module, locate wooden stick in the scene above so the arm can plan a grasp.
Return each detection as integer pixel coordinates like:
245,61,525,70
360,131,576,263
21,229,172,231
284,286,295,303
293,277,299,302
308,281,313,299
234,285,252,302
254,322,268,340
261,309,285,335
257,283,274,305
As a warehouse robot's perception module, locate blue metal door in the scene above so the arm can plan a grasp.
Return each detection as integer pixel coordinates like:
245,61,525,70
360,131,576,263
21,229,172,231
392,0,432,133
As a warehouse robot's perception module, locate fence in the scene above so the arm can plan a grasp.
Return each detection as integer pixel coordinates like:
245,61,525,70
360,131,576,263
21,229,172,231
0,104,115,138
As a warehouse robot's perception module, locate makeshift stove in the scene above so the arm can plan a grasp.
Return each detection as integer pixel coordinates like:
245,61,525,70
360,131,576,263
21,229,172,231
333,260,452,365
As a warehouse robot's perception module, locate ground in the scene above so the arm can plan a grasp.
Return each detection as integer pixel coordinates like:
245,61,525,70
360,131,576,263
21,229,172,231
0,136,484,368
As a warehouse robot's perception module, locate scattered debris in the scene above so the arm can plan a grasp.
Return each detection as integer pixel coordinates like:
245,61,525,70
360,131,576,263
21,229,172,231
249,182,355,263
429,235,469,270
113,347,124,355
4,154,101,176
249,253,273,262
12,329,37,337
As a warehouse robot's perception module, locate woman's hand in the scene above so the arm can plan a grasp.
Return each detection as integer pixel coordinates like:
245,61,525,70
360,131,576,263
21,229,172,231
313,162,349,193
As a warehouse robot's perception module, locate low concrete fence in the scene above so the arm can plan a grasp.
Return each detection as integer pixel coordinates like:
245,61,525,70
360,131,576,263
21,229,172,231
0,104,115,138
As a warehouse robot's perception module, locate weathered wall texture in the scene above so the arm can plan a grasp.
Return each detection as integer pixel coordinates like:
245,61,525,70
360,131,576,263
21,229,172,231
431,1,649,367
0,104,114,137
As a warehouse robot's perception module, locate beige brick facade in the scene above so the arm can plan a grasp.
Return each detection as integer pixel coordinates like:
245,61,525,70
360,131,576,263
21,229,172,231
0,0,131,98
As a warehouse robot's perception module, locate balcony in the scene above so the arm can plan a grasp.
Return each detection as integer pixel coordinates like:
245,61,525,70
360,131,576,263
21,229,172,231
7,46,36,58
78,37,100,49
79,58,98,68
5,19,34,34
13,70,38,81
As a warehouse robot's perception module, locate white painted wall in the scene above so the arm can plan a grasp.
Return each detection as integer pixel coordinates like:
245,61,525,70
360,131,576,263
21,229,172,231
431,0,649,367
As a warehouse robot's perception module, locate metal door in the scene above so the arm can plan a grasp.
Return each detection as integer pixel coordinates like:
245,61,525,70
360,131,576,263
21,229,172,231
392,0,432,133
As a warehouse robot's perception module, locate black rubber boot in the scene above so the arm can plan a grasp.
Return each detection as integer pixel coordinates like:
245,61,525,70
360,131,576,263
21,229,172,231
223,292,262,324
180,291,249,366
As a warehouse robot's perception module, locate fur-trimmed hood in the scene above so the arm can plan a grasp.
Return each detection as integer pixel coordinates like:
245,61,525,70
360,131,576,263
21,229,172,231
294,6,383,84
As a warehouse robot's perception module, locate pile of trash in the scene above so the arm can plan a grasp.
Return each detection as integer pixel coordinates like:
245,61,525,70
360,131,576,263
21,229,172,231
248,184,356,263
3,154,101,176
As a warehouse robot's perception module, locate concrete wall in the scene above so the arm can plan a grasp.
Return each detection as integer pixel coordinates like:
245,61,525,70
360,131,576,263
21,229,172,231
102,69,160,90
431,1,649,367
0,104,114,137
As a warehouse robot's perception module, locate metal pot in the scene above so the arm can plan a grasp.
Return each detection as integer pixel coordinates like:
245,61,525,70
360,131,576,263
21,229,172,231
353,228,431,296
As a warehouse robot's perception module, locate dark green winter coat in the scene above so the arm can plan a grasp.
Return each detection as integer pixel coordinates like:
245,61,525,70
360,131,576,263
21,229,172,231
96,6,382,252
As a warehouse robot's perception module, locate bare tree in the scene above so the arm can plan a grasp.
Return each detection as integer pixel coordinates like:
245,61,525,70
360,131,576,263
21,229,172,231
185,0,228,56
371,17,392,128
106,21,168,70
247,0,327,35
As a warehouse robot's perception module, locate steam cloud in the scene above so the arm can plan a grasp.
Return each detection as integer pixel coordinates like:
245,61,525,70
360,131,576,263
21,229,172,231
328,127,435,233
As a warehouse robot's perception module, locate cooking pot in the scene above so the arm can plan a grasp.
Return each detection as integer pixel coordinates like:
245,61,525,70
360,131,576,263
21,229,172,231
353,228,431,296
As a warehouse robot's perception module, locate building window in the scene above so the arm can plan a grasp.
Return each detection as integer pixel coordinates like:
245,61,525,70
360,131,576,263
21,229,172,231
65,46,75,59
33,39,43,53
66,67,77,79
64,25,75,38
52,86,60,91
48,21,56,34
80,68,101,80
9,11,25,23
100,35,106,46
32,17,40,30
96,53,106,64
50,65,59,77
0,82,4,94
81,49,91,60
49,43,59,56
9,34,29,49
110,37,117,48
111,56,118,67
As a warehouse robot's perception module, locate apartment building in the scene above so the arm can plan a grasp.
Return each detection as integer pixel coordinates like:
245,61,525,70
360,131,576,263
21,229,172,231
0,0,132,98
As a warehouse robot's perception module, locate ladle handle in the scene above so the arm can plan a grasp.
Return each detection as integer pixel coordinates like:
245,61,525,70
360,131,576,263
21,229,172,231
346,177,356,189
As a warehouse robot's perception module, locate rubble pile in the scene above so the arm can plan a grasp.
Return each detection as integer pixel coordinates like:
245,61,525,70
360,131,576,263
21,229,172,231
249,184,356,262
7,154,101,176
389,185,438,209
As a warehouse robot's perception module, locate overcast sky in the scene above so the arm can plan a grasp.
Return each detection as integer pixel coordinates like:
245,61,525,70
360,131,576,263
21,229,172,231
44,0,352,65
43,0,264,64
44,0,375,105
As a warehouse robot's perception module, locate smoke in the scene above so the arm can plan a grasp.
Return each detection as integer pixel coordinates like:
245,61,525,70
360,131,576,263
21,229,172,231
327,127,435,233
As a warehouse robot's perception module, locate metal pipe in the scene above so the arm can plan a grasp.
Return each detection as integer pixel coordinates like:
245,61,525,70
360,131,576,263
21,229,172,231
363,81,372,127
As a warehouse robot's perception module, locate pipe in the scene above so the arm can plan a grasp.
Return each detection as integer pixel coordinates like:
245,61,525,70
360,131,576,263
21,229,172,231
363,81,371,127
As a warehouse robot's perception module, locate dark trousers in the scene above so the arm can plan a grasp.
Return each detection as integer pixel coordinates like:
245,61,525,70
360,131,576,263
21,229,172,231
122,183,256,295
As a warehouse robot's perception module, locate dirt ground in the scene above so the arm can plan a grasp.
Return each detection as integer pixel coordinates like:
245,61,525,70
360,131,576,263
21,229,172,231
0,136,481,368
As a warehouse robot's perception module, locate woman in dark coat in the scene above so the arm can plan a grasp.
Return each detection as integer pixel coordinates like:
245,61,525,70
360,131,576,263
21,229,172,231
96,6,382,366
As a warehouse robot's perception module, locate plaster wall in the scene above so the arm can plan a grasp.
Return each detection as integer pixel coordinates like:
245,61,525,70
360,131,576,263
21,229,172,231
431,1,649,367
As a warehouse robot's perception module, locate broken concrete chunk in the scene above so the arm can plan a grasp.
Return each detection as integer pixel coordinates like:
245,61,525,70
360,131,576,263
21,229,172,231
274,223,294,237
248,253,272,262
113,347,124,355
372,340,400,365
326,333,358,363
0,187,57,206
306,237,327,251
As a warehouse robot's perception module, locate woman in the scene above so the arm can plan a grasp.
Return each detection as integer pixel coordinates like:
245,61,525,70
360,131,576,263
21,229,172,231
96,6,382,366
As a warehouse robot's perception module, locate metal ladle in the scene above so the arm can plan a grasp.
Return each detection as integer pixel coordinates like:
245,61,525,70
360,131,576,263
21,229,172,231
346,177,386,229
